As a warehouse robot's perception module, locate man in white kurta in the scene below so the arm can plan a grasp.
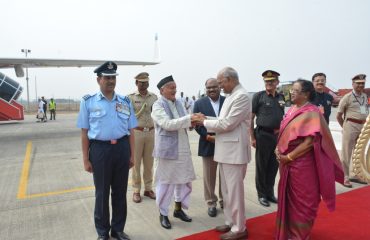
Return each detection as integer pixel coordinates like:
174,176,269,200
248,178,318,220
201,67,251,240
151,75,198,230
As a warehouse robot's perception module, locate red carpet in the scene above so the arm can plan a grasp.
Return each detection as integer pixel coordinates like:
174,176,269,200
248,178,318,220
178,186,370,240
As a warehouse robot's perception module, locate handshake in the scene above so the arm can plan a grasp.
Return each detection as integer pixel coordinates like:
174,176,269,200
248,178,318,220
190,113,206,126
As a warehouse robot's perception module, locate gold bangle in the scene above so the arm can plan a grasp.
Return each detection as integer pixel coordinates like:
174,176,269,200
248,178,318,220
287,154,293,161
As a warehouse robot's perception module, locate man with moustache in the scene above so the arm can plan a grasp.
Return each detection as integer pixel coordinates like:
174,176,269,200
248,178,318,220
250,70,285,207
193,78,225,217
128,72,157,203
77,61,137,240
198,67,251,240
311,73,333,124
337,74,369,188
151,76,203,229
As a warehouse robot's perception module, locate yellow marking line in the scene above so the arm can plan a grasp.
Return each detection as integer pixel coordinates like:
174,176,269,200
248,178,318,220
26,186,95,199
17,141,95,199
17,141,33,199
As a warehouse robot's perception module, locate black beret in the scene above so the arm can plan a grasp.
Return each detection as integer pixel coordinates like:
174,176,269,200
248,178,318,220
157,75,174,89
262,70,280,81
94,61,118,77
352,74,366,82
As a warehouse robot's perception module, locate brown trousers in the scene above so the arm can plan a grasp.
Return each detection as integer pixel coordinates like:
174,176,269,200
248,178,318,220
202,156,223,207
341,121,364,178
132,129,154,193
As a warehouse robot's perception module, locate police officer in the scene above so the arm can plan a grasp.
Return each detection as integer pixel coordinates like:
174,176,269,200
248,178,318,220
128,72,158,203
337,74,369,188
77,61,137,240
311,73,333,124
250,70,285,207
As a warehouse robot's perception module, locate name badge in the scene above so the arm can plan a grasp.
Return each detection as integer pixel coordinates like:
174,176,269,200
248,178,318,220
116,103,123,113
122,104,130,115
360,105,368,114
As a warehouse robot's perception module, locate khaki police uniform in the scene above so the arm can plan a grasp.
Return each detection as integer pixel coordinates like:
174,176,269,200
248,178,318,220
338,75,369,179
128,73,158,197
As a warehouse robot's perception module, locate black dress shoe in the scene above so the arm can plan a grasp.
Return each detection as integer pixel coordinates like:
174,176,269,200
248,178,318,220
267,195,278,203
258,197,270,207
160,214,172,229
173,209,192,222
97,236,109,240
349,178,368,185
208,206,217,217
111,231,130,240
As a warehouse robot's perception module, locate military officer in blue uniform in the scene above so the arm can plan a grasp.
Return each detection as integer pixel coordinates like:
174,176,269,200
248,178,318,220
77,61,137,240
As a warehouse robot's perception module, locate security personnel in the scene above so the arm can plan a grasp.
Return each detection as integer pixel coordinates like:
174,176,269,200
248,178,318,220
311,72,333,124
128,72,158,203
337,74,369,188
250,70,285,207
77,61,137,240
49,98,56,120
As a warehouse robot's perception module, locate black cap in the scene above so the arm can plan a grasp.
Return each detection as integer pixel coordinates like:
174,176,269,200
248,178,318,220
157,75,174,89
94,61,118,77
262,70,280,81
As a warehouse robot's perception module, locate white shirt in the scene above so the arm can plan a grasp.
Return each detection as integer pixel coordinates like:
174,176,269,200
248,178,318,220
208,96,221,117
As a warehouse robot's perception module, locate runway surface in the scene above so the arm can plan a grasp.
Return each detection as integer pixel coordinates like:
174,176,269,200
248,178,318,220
0,111,362,240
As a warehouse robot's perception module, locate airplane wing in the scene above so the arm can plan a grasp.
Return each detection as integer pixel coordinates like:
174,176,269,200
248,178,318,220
0,58,159,68
0,58,160,77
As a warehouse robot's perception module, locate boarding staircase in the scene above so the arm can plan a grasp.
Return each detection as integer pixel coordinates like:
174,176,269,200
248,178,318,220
0,72,24,121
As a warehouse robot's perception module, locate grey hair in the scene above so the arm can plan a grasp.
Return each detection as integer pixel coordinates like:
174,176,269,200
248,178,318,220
219,67,239,82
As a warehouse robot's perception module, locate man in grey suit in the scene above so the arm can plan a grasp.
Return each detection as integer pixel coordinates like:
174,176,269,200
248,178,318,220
197,67,251,240
193,78,225,217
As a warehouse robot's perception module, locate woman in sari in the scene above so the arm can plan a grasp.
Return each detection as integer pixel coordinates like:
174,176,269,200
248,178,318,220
275,79,344,240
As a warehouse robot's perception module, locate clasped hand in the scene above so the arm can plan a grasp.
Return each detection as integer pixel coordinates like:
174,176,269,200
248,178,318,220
191,113,206,126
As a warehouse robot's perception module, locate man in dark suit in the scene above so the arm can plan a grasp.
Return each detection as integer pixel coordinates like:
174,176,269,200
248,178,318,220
193,78,225,217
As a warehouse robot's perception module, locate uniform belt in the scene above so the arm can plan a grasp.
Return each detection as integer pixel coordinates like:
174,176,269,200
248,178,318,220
90,135,128,145
346,118,366,124
135,127,154,132
258,126,279,134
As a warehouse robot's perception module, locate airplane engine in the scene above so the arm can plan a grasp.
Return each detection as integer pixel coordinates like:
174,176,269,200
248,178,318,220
14,64,25,77
352,114,370,183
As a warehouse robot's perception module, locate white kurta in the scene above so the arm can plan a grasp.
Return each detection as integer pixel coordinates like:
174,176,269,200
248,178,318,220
152,99,196,185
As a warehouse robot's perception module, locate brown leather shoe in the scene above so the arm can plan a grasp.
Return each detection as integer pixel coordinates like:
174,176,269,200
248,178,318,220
220,229,248,240
144,190,156,199
215,225,231,233
133,192,142,203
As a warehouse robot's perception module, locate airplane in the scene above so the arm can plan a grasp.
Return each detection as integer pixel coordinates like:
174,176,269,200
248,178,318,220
0,36,160,121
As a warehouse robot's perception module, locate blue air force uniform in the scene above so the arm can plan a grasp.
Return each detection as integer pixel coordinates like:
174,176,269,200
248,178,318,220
77,61,137,239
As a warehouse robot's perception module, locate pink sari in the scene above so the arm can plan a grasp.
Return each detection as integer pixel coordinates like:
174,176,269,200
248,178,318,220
275,103,344,240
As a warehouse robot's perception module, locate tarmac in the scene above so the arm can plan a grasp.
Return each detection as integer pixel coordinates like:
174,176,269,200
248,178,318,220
0,110,365,240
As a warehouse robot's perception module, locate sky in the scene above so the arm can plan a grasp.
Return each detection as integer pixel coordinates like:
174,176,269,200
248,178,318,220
1,0,369,101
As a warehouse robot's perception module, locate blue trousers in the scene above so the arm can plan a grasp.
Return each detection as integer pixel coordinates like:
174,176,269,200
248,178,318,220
89,137,130,236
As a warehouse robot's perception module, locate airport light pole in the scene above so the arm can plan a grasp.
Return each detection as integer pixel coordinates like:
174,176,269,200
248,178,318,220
21,48,31,111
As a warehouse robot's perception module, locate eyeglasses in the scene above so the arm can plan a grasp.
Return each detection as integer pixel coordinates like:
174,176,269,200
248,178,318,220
289,89,302,94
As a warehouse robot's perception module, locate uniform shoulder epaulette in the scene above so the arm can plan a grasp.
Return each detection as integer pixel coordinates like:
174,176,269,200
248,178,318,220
254,91,264,98
118,95,131,104
82,94,93,101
